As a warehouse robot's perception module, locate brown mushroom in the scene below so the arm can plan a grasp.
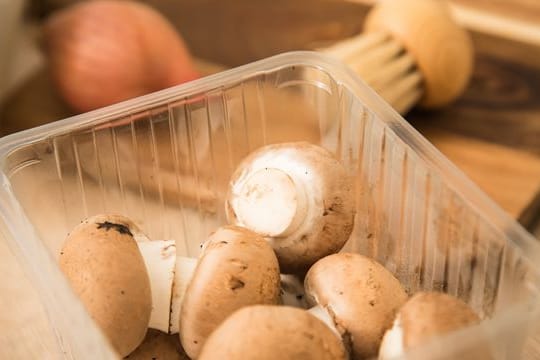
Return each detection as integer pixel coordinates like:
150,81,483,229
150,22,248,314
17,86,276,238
61,214,305,349
379,291,483,359
139,239,308,334
226,141,356,273
59,214,152,357
179,225,281,358
199,305,347,360
304,253,408,359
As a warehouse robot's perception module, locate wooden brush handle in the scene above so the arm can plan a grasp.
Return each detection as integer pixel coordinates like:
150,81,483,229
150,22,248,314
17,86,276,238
323,0,474,112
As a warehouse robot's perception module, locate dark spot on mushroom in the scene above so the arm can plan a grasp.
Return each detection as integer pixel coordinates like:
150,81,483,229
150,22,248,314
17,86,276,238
220,241,229,245
470,257,477,271
96,221,133,236
194,341,198,344
369,300,375,306
121,290,125,295
229,258,248,271
367,233,373,239
161,244,176,259
228,276,245,291
322,210,329,216
296,294,303,300
152,357,156,360
60,252,64,255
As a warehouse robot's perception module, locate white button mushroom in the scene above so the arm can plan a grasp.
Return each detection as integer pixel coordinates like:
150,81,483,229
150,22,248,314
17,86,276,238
179,225,282,359
226,142,356,273
304,253,408,359
59,214,152,357
379,291,483,359
198,305,347,360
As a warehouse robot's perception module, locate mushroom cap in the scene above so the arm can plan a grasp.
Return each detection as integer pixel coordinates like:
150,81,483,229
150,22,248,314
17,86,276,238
226,142,356,273
59,214,152,357
179,226,281,358
304,253,408,359
199,305,347,360
399,291,480,350
364,0,474,108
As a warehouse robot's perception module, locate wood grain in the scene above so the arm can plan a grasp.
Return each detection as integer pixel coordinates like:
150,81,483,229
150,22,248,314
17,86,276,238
418,129,540,218
452,0,540,26
0,239,59,359
146,0,370,67
410,32,540,157
408,30,540,227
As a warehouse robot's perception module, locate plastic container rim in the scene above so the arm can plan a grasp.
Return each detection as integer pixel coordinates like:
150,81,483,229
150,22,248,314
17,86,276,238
0,50,537,272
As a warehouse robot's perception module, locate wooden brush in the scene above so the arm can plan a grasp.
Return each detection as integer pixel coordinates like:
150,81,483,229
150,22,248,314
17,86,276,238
321,0,474,114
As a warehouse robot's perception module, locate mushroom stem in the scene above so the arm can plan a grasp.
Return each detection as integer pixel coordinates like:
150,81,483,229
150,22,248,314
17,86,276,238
308,305,340,338
230,167,308,238
169,253,197,334
138,241,307,334
379,317,404,359
137,240,197,334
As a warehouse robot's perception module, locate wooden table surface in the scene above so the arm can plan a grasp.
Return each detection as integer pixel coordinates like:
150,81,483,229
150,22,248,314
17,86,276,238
1,0,540,358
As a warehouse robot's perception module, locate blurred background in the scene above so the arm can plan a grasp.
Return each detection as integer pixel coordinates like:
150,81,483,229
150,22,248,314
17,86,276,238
0,0,539,358
1,0,539,231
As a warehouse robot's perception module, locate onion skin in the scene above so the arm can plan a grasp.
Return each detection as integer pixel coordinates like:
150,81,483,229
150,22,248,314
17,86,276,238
45,0,199,113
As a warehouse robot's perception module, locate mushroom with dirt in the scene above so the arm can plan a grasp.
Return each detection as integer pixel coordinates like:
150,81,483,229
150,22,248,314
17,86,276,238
198,305,347,360
226,141,356,274
304,252,408,359
379,291,485,359
60,216,283,358
59,214,153,357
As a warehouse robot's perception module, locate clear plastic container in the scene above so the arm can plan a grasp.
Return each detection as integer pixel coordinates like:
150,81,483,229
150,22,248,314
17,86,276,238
0,52,539,359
